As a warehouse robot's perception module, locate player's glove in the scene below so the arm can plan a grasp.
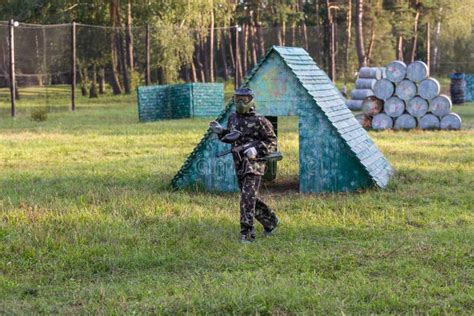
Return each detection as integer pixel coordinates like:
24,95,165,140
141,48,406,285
209,120,225,134
244,147,257,159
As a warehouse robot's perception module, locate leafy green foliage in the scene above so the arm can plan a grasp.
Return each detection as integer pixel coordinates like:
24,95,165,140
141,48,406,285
30,106,48,121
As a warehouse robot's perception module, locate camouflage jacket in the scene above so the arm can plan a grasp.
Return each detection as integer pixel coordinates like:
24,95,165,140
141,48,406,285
219,109,277,177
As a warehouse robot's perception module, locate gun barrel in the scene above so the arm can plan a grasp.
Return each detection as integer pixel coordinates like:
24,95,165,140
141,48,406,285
257,152,283,162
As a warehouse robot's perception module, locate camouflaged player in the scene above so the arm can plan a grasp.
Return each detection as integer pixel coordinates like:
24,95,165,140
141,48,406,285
209,88,279,243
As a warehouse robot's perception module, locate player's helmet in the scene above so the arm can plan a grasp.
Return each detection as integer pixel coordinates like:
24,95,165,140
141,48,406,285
234,88,255,114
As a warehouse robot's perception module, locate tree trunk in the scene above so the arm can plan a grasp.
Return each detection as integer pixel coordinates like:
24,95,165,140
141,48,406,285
14,81,20,100
314,0,322,60
183,66,191,82
326,0,336,82
228,28,235,68
409,1,421,63
191,60,198,82
355,0,366,69
249,15,257,67
202,33,210,82
291,22,296,47
89,64,98,98
110,0,123,95
80,67,88,96
41,27,47,86
251,25,258,66
302,21,309,51
426,21,430,75
242,23,248,77
209,3,215,82
345,0,352,78
256,22,265,57
396,36,404,61
194,36,205,82
111,0,130,93
110,39,123,95
98,68,105,94
126,0,134,70
281,20,286,46
118,29,131,93
277,24,283,46
432,11,442,73
220,30,229,81
235,26,243,87
201,33,207,82
365,19,376,65
34,33,43,86
315,0,320,27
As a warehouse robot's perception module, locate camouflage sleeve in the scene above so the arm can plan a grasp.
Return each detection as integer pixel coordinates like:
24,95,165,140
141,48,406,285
217,115,232,141
256,117,277,156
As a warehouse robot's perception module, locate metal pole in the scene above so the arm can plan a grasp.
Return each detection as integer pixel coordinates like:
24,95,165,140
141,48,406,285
71,22,76,111
8,19,16,117
145,24,151,85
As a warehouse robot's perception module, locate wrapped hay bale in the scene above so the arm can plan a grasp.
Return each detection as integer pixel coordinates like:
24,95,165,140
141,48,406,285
394,114,417,130
406,61,429,82
355,113,372,129
372,113,394,130
362,96,384,116
407,96,429,117
395,79,417,101
419,113,440,130
429,95,452,117
351,89,374,100
440,113,462,130
386,60,407,83
384,96,405,117
374,79,395,100
419,78,441,100
346,100,363,111
355,78,377,90
359,67,383,80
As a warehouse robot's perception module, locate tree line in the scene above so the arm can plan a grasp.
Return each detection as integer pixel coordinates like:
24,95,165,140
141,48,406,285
0,0,473,97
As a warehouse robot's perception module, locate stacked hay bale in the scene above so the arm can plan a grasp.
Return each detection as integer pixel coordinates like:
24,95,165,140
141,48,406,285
346,67,384,110
356,60,462,131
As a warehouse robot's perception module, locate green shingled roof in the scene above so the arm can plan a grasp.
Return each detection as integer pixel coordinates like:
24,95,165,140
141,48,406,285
271,46,392,187
172,46,393,190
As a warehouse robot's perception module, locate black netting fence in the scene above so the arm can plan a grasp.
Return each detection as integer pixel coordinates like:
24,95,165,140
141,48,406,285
0,21,471,117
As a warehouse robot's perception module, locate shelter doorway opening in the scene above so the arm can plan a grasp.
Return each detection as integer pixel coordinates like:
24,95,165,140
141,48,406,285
261,116,299,193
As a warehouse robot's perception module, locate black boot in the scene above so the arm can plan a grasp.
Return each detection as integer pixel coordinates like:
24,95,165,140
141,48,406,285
240,227,256,243
263,216,279,237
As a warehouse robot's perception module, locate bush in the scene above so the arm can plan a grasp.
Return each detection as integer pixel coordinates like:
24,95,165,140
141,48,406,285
31,107,48,122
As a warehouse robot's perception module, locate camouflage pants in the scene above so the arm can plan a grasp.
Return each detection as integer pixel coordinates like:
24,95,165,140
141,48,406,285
238,174,278,236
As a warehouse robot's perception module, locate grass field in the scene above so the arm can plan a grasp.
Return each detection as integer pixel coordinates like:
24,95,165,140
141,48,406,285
0,86,473,313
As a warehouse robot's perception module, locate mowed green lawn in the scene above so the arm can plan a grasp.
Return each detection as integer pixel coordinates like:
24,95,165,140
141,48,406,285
0,86,473,313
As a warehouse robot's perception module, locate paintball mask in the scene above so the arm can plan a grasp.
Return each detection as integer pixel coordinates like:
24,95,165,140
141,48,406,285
233,88,255,114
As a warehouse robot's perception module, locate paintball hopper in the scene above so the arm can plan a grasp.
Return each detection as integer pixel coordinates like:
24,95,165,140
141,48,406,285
220,130,243,143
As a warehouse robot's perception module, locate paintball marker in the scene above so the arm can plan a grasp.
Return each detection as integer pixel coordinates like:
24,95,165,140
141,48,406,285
216,130,283,162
